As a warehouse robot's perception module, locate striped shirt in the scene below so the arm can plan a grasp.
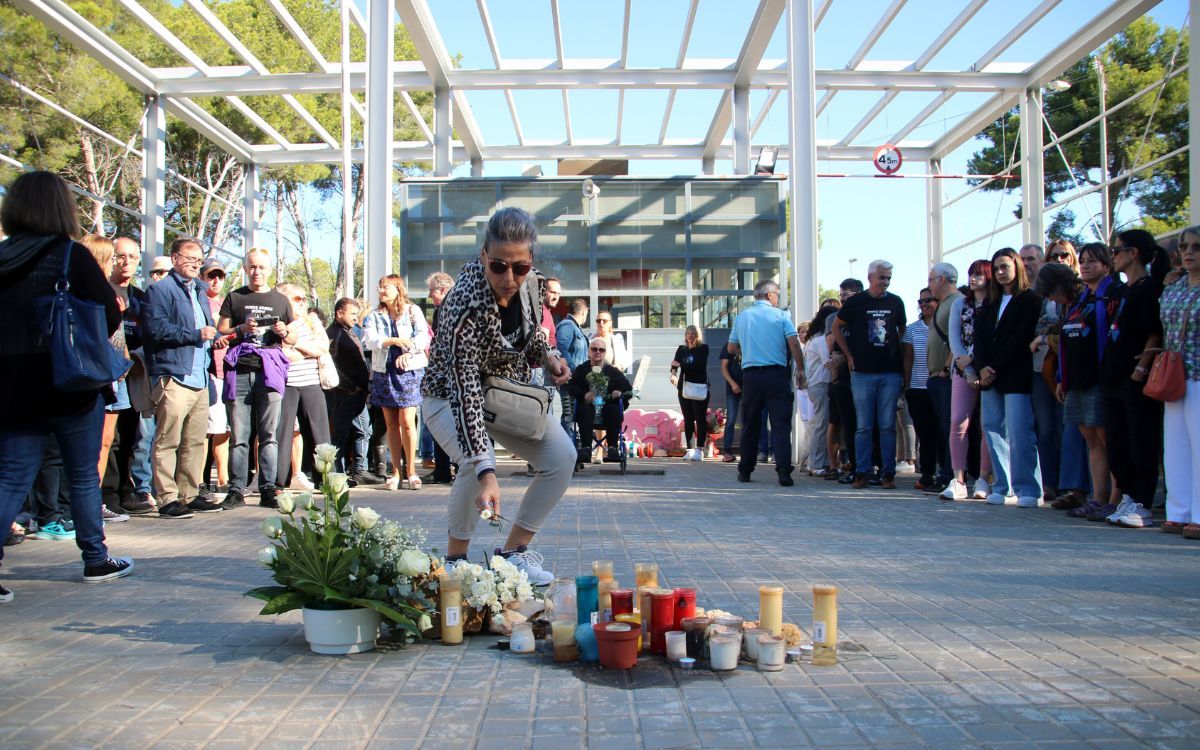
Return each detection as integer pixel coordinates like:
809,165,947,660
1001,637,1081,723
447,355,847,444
902,320,929,390
286,324,323,388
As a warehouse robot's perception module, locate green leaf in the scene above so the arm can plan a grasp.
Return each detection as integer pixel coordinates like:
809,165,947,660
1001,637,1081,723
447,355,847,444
258,591,311,616
244,585,291,602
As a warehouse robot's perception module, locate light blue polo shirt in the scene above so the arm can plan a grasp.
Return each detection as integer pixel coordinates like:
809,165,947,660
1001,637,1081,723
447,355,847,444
177,278,211,390
729,300,797,368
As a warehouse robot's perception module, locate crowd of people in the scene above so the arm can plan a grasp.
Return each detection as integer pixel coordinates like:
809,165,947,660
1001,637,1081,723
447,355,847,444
2,171,1198,604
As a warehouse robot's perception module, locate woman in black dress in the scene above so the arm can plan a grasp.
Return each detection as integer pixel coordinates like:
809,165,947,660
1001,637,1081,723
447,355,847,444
670,325,710,461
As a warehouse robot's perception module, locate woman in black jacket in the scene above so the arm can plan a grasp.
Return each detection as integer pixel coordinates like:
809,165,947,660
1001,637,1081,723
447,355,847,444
0,171,134,600
670,325,710,461
972,247,1044,507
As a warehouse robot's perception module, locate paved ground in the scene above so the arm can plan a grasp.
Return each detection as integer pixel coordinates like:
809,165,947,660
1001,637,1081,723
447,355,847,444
2,457,1200,749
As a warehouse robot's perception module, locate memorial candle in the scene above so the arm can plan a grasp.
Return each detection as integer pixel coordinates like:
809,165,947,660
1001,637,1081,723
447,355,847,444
811,584,839,666
758,584,783,636
439,574,463,645
634,563,658,589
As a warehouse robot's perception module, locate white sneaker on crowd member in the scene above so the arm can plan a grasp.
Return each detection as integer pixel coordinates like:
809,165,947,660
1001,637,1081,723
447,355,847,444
289,473,314,491
986,493,1017,505
683,448,698,461
1016,496,1043,508
1107,495,1135,524
692,449,703,462
1116,502,1154,528
972,478,991,499
499,546,554,586
101,507,129,523
940,479,968,501
895,461,915,474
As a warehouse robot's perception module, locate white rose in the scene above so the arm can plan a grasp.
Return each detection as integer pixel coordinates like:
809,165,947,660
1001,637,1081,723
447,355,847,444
418,613,433,632
314,458,333,476
352,507,380,530
327,473,350,497
294,492,314,510
480,508,493,520
256,546,277,567
396,549,431,576
260,517,283,539
314,443,339,464
276,492,295,514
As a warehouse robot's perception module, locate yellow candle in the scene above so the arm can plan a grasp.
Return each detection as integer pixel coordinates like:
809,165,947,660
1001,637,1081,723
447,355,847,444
637,586,655,651
614,612,642,650
551,620,578,663
439,574,463,645
635,563,658,589
592,560,614,581
811,584,838,666
758,584,784,636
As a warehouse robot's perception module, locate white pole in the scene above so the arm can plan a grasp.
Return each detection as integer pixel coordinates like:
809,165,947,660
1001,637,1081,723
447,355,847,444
1095,57,1109,242
141,94,166,271
1190,0,1198,226
1020,88,1044,246
733,85,751,175
366,0,395,282
242,163,259,250
434,87,451,176
340,0,354,299
926,159,943,266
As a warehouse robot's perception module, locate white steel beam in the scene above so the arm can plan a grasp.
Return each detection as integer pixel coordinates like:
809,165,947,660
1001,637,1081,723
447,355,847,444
367,0,395,280
659,0,700,145
243,163,261,249
434,87,451,175
1020,88,1045,245
787,0,819,468
732,86,752,173
814,0,832,28
617,0,630,143
1192,0,1199,226
12,0,154,91
820,0,907,117
973,0,1061,71
751,89,781,136
264,0,334,73
395,0,484,163
142,96,167,268
340,0,354,298
927,159,944,265
399,91,434,142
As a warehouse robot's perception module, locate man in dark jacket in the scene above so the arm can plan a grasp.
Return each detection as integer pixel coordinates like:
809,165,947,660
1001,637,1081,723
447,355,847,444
554,298,589,432
566,337,632,464
142,238,221,519
325,298,380,485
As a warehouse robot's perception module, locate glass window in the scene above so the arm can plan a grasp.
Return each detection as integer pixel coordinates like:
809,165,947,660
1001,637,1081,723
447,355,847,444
689,220,781,257
595,181,684,219
598,258,685,291
595,220,684,256
690,181,781,218
501,182,584,218
536,256,589,289
692,294,755,329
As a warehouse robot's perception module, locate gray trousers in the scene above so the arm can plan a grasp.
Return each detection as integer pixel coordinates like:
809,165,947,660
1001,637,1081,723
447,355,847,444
807,382,832,470
423,397,576,541
229,371,283,492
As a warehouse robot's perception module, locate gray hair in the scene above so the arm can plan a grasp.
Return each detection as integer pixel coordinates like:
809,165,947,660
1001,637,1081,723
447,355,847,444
1182,225,1200,244
483,207,538,253
929,262,958,284
588,336,607,350
753,280,780,299
867,259,894,276
1019,243,1044,260
425,271,453,292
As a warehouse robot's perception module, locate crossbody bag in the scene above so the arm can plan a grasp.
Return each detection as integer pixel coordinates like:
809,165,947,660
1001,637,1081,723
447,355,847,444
481,273,554,439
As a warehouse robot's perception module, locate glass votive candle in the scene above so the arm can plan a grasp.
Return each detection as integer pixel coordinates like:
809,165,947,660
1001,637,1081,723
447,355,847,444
510,622,535,654
592,560,614,581
634,563,658,589
709,632,742,671
742,627,770,660
551,620,577,663
681,616,710,659
665,630,688,661
811,584,839,666
614,612,642,651
757,634,786,672
758,584,784,636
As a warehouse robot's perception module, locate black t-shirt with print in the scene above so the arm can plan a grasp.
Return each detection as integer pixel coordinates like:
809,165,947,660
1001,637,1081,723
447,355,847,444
498,291,527,351
219,286,294,372
719,346,743,387
836,290,907,373
1101,276,1162,388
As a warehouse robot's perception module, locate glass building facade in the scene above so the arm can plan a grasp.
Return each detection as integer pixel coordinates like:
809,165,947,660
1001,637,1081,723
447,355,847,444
399,176,787,330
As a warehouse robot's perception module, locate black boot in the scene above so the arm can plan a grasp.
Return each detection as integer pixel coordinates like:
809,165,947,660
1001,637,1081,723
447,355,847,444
373,445,390,480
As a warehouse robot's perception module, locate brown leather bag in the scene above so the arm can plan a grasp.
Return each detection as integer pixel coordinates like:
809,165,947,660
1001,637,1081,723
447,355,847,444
1143,309,1191,403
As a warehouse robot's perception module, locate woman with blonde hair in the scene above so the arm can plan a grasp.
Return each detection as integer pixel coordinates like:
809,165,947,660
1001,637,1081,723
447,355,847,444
273,284,331,490
363,274,430,490
670,325,710,461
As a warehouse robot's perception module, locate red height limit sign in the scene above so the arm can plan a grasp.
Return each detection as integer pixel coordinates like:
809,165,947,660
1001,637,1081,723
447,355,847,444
873,143,903,175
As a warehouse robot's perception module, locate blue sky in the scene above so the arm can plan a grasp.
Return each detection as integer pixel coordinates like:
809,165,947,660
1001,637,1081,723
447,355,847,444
282,0,1188,322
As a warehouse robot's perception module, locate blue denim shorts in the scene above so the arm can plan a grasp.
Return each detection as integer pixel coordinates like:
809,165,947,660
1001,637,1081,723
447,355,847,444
1064,385,1104,427
106,379,131,413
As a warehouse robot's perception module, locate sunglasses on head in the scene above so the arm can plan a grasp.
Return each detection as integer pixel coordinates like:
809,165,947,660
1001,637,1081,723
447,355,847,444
484,253,532,277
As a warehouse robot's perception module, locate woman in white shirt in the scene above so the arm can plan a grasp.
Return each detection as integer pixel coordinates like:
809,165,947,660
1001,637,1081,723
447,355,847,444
804,307,837,474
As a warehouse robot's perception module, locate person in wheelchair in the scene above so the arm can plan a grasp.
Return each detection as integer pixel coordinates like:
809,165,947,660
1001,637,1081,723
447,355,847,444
567,337,632,464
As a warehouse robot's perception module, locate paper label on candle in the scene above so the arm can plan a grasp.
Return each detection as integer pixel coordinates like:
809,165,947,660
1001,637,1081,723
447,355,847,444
590,611,599,626
813,620,826,643
601,608,612,623
445,606,461,627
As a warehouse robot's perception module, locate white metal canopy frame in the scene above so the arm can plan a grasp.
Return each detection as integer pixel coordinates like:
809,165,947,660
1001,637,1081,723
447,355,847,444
8,0,1197,315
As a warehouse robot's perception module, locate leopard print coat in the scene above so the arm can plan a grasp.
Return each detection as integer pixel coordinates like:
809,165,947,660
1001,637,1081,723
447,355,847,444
421,259,558,462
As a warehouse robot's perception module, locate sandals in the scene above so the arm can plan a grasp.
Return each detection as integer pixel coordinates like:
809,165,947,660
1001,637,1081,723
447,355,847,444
5,525,25,546
407,475,422,491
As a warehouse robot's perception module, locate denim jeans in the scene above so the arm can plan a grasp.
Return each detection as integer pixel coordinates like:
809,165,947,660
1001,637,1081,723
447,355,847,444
725,389,771,457
1059,418,1091,493
1030,374,1061,492
0,395,108,566
850,371,903,477
327,389,369,474
229,371,283,492
352,404,371,474
131,412,156,495
981,389,1043,500
419,422,435,461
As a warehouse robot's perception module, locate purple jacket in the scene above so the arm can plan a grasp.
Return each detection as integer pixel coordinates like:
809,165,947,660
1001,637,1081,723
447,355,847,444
222,343,291,400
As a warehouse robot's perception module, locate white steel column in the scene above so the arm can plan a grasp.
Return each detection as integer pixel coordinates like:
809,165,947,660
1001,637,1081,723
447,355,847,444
701,156,715,175
340,0,354,298
787,0,818,468
732,85,751,174
243,163,260,249
366,0,395,281
471,158,483,177
434,87,451,176
141,94,166,270
1191,0,1199,226
927,159,943,266
1020,88,1044,246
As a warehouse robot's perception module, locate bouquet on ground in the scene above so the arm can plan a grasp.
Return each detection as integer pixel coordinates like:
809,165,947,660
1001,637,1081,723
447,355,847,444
706,407,727,434
586,367,610,420
428,554,541,636
246,443,437,638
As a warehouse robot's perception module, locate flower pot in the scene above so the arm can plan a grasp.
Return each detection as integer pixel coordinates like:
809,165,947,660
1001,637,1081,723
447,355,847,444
594,621,642,669
302,606,382,655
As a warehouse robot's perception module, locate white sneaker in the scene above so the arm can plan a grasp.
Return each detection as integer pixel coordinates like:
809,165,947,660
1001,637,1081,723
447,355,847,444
289,473,314,491
1116,502,1154,528
972,478,991,499
985,492,1012,505
1016,496,1043,508
1106,495,1135,524
940,479,968,501
507,548,554,586
895,461,915,474
682,448,695,461
101,507,129,523
692,448,703,462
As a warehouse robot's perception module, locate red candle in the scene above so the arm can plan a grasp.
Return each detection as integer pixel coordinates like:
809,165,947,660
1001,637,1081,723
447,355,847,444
650,589,676,654
611,588,634,618
672,587,696,632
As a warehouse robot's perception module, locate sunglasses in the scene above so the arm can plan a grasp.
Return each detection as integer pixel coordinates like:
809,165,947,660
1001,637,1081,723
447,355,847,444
596,318,612,324
589,347,607,352
290,295,306,303
917,298,934,304
484,254,532,277
206,272,225,279
1048,252,1071,260
149,269,168,277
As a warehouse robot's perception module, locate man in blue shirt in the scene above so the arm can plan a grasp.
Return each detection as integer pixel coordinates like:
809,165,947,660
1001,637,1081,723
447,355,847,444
555,298,589,433
728,280,805,485
142,239,221,519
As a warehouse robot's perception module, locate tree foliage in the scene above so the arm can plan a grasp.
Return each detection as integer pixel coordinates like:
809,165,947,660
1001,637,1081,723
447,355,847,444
965,17,1188,242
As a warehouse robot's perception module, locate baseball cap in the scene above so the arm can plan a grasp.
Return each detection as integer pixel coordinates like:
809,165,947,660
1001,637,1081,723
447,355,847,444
201,258,226,277
149,256,172,274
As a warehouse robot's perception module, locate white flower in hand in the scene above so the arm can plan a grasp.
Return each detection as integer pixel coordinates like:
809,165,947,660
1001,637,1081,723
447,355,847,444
314,443,339,464
327,473,350,497
256,546,277,567
260,517,283,539
480,508,493,520
276,492,295,514
352,506,380,530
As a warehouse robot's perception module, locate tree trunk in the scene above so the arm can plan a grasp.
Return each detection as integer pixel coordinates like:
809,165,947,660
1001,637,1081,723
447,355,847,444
78,131,104,232
275,184,285,281
334,166,365,299
212,166,245,251
283,182,316,306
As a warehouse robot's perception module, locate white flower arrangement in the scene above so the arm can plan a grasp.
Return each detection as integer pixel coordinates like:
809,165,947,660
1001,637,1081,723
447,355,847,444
441,555,536,615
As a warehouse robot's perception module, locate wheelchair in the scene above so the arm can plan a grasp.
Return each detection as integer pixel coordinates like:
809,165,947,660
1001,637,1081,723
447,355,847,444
570,390,636,476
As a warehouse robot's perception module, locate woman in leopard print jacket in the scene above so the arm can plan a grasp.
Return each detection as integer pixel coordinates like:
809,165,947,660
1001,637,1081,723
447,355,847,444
421,207,573,584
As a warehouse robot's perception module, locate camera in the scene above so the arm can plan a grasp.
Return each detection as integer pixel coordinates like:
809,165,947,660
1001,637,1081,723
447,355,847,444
253,316,280,327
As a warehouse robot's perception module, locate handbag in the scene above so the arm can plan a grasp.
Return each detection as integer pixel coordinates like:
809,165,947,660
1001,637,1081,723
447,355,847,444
317,352,340,390
1144,292,1195,403
33,241,131,392
681,381,709,401
481,375,554,440
395,304,430,372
